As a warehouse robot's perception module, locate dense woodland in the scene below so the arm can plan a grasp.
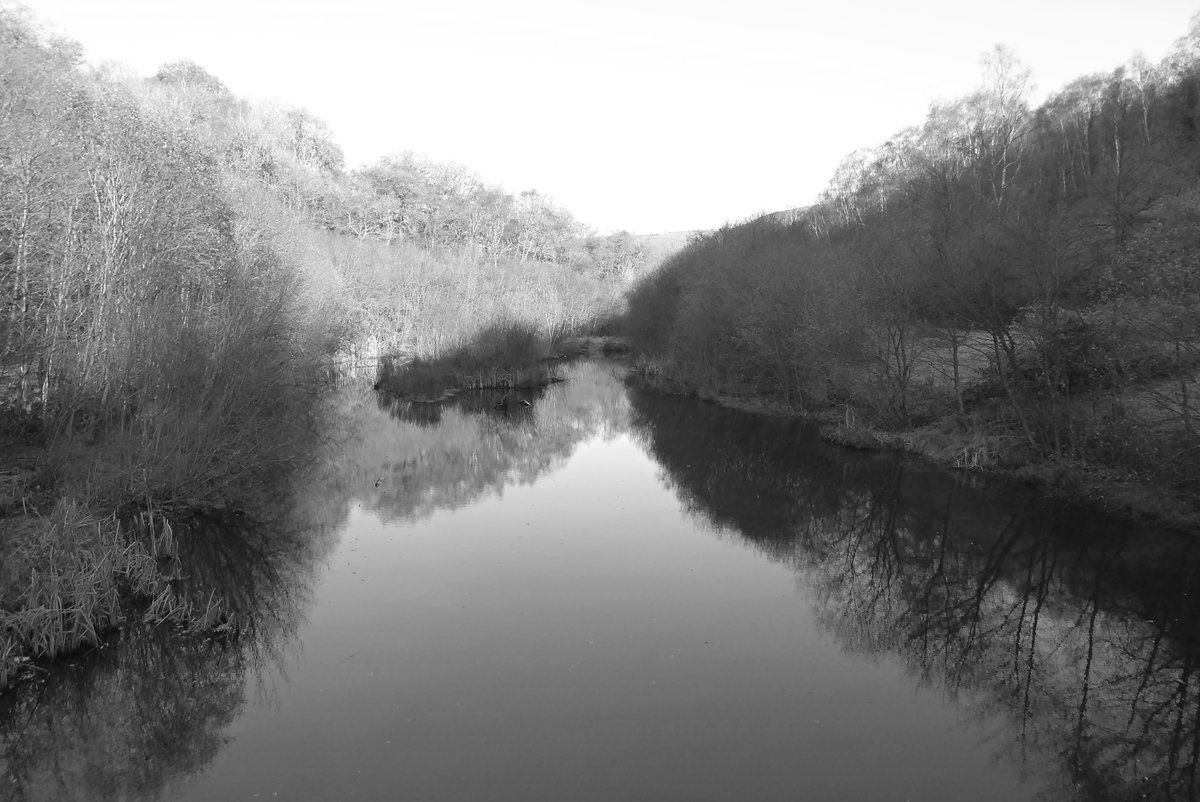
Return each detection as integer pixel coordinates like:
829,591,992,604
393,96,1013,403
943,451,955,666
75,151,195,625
624,27,1200,507
0,6,647,498
0,5,644,682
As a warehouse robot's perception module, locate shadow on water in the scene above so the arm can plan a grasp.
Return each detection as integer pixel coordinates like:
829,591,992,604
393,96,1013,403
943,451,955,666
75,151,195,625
626,379,1200,802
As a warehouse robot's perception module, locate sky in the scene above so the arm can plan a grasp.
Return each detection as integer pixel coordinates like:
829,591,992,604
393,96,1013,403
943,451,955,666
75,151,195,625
10,0,1200,234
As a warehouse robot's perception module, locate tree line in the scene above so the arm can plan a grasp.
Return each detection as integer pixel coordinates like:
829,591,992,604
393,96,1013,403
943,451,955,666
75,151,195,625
0,2,648,680
623,25,1200,501
145,60,650,276
0,4,644,503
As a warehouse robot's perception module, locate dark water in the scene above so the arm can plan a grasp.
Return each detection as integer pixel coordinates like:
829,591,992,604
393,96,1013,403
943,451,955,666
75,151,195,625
4,361,1200,800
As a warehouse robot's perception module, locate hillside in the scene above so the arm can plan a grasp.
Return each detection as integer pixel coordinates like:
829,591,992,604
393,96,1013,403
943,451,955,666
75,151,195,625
621,35,1200,518
635,230,699,258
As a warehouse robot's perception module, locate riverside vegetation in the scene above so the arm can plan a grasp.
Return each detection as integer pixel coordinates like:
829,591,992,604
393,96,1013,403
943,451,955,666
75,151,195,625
621,24,1200,522
9,0,1200,692
0,5,646,688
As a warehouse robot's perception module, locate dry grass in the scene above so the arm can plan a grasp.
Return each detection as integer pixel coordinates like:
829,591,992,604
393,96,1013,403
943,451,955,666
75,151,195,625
1,503,148,687
0,500,227,691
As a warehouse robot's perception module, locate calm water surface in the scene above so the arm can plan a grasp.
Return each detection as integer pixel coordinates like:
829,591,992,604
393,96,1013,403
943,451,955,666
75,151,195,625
3,361,1200,800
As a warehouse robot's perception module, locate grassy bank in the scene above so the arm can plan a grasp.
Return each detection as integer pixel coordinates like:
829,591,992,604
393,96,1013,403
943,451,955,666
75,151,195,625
631,352,1200,528
1,502,231,689
823,411,1200,526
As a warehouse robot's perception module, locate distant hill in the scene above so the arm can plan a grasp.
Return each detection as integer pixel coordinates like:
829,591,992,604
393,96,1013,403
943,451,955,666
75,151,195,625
753,206,812,226
634,230,698,259
629,208,812,260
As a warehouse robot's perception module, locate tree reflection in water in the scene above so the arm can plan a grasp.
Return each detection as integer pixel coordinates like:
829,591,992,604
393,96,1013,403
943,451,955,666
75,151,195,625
324,361,632,523
627,382,1200,802
6,362,1200,801
0,362,635,800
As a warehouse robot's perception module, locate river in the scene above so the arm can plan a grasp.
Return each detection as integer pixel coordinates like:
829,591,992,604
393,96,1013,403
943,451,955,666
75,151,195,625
2,360,1199,800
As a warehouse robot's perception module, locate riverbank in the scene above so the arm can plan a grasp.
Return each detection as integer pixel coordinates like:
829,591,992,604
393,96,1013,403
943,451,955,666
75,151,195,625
0,376,325,692
628,358,1200,530
823,412,1200,528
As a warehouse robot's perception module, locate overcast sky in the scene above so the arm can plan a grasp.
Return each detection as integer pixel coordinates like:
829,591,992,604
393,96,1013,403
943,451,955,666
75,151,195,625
12,0,1200,234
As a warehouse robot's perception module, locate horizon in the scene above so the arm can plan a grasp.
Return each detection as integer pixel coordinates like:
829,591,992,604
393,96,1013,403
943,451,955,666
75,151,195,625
10,0,1199,234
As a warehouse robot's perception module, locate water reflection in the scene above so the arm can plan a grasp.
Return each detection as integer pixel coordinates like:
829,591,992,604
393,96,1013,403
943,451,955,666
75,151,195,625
5,363,1200,801
322,361,631,523
0,623,242,801
0,504,334,801
627,381,1200,801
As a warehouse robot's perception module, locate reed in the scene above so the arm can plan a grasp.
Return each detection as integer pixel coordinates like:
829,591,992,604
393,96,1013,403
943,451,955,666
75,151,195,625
0,498,210,690
0,636,18,689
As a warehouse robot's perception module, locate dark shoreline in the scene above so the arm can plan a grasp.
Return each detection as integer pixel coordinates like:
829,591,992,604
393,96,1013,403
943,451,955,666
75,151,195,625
626,364,1200,532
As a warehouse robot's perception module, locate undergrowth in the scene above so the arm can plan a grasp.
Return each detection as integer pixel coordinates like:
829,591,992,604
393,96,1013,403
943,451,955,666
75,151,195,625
0,502,227,690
